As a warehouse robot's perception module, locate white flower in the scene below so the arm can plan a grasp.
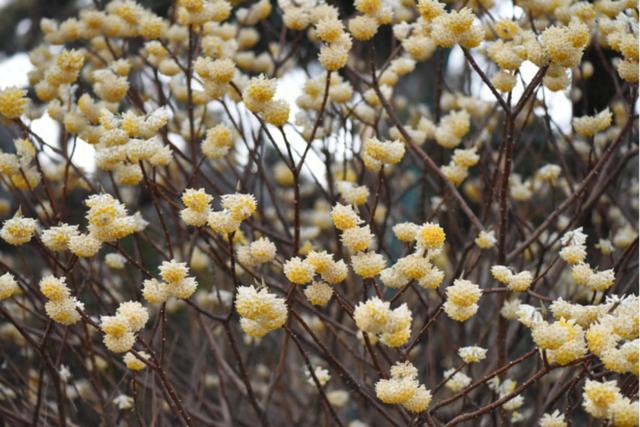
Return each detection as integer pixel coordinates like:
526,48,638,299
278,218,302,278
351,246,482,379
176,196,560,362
539,409,567,427
444,369,471,392
560,227,587,247
516,304,543,327
59,365,72,382
307,366,330,387
458,346,487,363
113,394,134,409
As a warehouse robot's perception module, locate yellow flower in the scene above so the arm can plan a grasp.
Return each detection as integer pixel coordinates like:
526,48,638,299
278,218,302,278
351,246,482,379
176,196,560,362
45,299,81,325
375,377,418,404
116,301,149,332
354,297,391,335
284,256,315,285
0,87,29,119
364,137,405,165
181,188,213,212
495,20,519,40
235,285,287,337
304,281,333,306
341,225,373,252
159,260,189,284
354,0,381,15
315,18,344,43
100,315,130,338
416,222,446,250
447,278,481,307
0,213,38,246
0,273,18,300
222,193,257,221
583,380,620,418
262,99,290,126
124,352,148,371
202,124,233,160
249,237,277,264
39,275,70,302
41,224,79,252
416,0,446,21
243,75,276,111
348,15,378,41
318,43,350,71
351,252,386,278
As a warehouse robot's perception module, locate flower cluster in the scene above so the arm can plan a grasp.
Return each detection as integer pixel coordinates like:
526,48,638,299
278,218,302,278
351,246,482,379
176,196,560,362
84,193,139,245
242,75,290,126
91,108,170,185
379,221,447,291
458,345,487,363
306,365,331,387
142,259,199,303
0,0,635,424
0,273,18,301
180,188,213,226
0,87,29,119
202,123,234,160
573,108,613,137
0,212,38,246
583,379,638,425
584,295,638,375
442,146,480,186
0,137,41,191
475,229,496,249
363,137,406,171
331,203,386,279
491,265,533,292
431,6,483,49
207,193,257,235
40,275,82,325
443,278,482,321
283,249,348,307
235,285,287,337
375,361,432,413
353,297,413,347
559,228,617,293
236,236,277,268
349,0,393,41
489,377,525,419
123,351,149,371
443,368,471,392
531,318,587,365
312,6,352,71
100,301,148,353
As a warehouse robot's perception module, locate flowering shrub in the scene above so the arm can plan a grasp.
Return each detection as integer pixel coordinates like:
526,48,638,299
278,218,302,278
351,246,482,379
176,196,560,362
0,0,637,425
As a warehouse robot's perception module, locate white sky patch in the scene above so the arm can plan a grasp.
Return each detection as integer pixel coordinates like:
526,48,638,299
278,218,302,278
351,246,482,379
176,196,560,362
0,53,32,87
274,68,328,187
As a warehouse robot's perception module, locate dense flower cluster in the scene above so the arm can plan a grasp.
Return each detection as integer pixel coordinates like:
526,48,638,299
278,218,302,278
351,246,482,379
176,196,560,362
443,278,482,321
0,0,636,424
0,212,38,245
144,259,199,302
353,297,413,347
235,285,287,337
40,275,82,325
375,361,432,413
100,301,148,353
